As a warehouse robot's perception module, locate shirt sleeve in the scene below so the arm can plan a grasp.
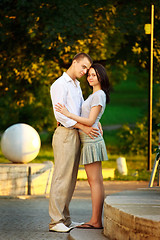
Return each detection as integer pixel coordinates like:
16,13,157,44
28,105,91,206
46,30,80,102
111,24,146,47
50,82,77,128
91,92,106,109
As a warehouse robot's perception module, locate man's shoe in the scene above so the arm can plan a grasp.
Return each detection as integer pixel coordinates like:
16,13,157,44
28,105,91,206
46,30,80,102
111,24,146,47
49,223,72,233
69,221,84,228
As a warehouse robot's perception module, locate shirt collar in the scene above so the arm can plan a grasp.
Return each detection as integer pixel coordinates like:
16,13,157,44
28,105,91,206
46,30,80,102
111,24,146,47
63,72,80,87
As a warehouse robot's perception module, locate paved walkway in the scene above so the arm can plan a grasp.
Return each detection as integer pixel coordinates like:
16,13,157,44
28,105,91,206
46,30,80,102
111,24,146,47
0,181,148,240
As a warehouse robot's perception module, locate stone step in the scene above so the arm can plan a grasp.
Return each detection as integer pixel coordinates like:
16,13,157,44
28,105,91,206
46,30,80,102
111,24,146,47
104,188,160,240
69,228,109,240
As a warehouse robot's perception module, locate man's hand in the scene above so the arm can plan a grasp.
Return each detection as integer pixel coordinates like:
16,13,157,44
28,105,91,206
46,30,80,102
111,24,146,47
86,127,99,139
79,125,99,139
74,123,99,139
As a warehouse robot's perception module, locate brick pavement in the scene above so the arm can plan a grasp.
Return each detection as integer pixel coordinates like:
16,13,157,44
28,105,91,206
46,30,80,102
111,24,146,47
0,181,149,240
0,198,85,240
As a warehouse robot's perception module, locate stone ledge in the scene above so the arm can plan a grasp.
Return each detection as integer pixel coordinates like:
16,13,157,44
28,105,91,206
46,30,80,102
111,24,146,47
69,228,108,240
104,188,160,240
0,162,53,196
0,162,114,196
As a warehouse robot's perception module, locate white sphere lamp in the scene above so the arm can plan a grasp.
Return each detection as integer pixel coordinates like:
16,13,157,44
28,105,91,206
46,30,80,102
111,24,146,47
1,123,41,163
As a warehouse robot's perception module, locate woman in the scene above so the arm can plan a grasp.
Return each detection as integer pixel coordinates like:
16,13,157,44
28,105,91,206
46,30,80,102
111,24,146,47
55,63,110,229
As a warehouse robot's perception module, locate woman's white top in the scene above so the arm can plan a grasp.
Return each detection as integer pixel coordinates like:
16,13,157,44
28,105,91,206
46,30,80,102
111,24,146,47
81,90,106,133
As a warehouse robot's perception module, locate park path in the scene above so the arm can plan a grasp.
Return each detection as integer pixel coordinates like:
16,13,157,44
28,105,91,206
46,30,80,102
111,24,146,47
0,181,148,240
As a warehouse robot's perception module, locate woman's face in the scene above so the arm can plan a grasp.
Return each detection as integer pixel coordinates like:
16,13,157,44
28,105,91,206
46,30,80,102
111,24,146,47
87,68,101,88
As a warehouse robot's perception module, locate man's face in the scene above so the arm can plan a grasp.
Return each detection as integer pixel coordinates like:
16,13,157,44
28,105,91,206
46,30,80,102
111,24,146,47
74,57,91,79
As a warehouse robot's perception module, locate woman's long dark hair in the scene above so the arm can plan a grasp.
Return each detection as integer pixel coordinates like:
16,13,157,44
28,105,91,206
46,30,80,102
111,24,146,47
87,63,110,104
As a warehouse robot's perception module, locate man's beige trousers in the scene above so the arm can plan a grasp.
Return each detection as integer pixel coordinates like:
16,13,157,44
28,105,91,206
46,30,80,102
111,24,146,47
49,127,80,228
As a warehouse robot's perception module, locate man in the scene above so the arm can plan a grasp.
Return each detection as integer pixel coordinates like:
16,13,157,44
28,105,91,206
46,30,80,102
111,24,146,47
49,53,99,232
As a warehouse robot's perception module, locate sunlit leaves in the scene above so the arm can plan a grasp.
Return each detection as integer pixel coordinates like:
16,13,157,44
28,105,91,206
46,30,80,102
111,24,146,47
0,0,160,132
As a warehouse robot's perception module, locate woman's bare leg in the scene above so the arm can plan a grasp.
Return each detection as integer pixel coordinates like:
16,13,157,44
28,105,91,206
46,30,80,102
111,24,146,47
84,161,104,228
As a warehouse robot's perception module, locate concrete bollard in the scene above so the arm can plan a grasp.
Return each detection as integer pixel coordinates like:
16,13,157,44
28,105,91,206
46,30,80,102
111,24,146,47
116,157,128,175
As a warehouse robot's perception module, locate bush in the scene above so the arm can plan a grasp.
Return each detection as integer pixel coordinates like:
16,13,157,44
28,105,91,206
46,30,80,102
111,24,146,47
118,119,159,155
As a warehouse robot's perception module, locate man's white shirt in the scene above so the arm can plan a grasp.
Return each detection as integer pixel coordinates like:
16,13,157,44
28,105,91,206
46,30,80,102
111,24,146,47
50,72,84,128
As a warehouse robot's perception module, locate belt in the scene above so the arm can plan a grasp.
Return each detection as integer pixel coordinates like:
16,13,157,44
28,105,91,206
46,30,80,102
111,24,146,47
59,123,64,127
58,123,78,130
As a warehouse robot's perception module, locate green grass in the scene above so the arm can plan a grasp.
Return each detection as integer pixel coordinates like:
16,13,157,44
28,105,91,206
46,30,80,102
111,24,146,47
101,154,157,181
0,145,156,181
0,145,53,164
100,73,149,154
101,66,160,154
103,129,120,147
101,72,148,126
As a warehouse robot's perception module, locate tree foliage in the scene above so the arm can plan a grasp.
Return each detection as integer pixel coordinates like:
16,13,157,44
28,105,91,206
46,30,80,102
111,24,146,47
0,0,106,131
118,120,159,155
0,0,160,133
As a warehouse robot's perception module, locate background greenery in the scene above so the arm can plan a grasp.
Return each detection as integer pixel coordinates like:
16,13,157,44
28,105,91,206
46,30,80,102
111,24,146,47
0,66,159,181
0,0,160,131
0,0,160,180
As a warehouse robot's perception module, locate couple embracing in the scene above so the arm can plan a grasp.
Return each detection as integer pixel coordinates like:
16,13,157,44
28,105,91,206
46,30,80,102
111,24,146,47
49,53,110,233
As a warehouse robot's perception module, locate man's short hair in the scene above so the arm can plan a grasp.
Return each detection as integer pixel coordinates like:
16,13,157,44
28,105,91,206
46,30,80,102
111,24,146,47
73,53,93,64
